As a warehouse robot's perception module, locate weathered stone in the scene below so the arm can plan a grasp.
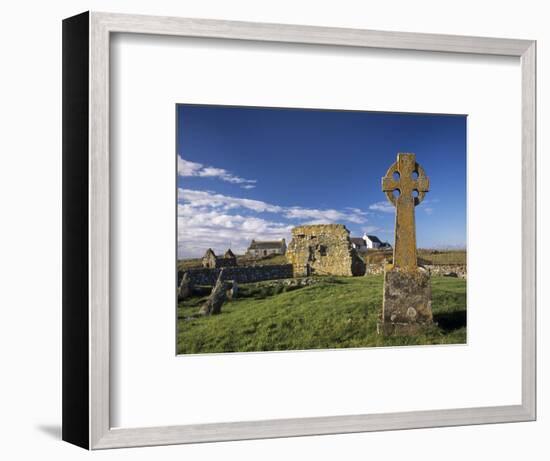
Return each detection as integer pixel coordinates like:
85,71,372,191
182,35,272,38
380,266,433,332
377,318,438,336
226,280,238,300
177,271,192,301
199,271,228,316
379,153,433,335
286,224,366,277
178,264,293,286
382,153,430,271
202,248,237,269
363,262,467,278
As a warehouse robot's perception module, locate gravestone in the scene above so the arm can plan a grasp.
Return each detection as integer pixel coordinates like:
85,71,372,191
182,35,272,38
199,270,228,316
177,271,192,301
226,280,238,300
378,153,434,335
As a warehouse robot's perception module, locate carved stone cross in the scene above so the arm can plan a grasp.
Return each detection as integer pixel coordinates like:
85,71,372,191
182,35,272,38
382,153,429,271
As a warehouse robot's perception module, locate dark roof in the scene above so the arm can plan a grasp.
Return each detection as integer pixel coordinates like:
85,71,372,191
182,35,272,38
365,235,383,244
224,249,236,259
203,248,216,257
350,238,365,246
248,240,285,250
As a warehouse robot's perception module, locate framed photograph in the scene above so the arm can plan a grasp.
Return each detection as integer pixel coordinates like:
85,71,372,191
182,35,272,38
62,11,536,449
175,104,468,352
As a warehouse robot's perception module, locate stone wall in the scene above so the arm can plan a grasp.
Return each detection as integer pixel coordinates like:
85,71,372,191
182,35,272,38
286,224,366,277
367,263,466,278
426,264,467,278
178,264,294,286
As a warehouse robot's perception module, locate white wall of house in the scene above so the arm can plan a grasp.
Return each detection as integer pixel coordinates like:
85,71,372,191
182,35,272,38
364,238,380,249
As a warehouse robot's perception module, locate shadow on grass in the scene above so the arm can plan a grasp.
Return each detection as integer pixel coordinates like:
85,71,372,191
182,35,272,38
434,309,466,332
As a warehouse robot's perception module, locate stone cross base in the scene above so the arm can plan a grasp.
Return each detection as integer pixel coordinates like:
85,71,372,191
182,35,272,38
378,266,434,336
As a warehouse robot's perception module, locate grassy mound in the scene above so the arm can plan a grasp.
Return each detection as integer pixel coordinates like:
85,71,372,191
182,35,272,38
177,275,466,354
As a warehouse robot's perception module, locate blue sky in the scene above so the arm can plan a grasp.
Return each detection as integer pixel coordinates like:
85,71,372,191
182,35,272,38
177,104,466,258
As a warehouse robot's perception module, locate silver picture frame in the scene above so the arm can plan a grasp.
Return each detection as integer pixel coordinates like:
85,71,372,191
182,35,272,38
62,11,536,449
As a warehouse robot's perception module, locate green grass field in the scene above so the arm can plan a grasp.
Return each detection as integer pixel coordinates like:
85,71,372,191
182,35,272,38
177,275,466,354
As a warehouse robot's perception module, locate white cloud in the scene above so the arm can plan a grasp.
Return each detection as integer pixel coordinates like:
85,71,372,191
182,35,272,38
178,155,256,188
370,198,437,216
177,189,371,258
369,201,394,213
179,189,367,224
177,158,203,176
418,198,438,215
284,207,366,224
362,225,392,237
370,198,438,215
362,225,382,234
177,204,292,258
179,189,282,213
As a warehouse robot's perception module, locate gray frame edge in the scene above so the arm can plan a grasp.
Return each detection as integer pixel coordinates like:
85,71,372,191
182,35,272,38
80,11,537,450
520,41,537,421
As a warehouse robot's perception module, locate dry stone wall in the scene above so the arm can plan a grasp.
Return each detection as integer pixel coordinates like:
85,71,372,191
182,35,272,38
286,224,366,277
426,264,467,278
179,264,293,286
367,262,466,278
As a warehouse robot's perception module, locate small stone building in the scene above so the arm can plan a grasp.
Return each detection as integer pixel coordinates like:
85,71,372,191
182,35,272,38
223,248,236,262
246,239,286,258
202,248,238,269
286,224,366,277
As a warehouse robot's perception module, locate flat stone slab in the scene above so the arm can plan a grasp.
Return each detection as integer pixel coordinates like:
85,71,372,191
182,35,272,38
380,266,433,335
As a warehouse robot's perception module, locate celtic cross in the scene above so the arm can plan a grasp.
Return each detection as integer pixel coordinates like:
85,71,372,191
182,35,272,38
382,153,429,271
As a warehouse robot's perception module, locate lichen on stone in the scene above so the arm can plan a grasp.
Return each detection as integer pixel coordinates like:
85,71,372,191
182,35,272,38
286,224,366,277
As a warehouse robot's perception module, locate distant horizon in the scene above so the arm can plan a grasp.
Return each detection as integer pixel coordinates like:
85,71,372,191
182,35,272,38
177,105,467,259
177,229,466,261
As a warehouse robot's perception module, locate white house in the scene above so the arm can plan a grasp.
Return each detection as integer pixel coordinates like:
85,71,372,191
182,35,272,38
350,237,368,253
363,234,391,249
246,239,287,258
350,234,391,252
